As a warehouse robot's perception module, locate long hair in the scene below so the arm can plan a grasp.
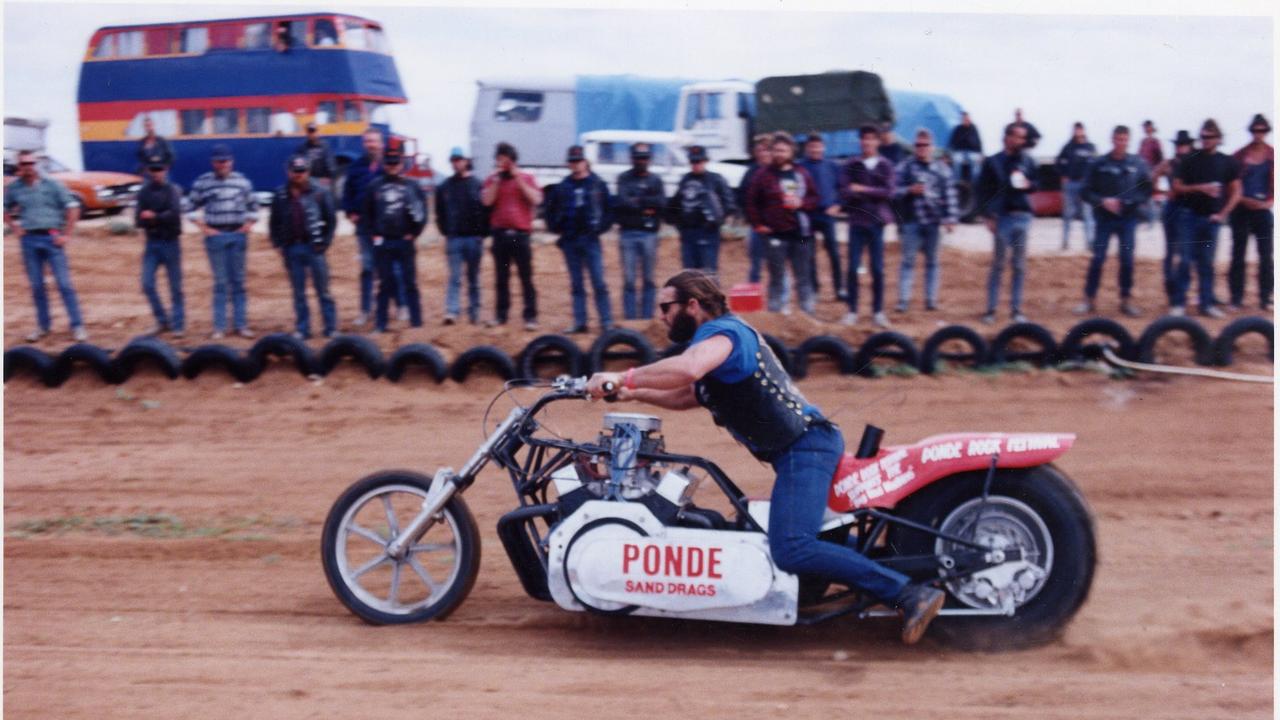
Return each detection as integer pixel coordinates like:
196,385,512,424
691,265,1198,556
664,270,728,317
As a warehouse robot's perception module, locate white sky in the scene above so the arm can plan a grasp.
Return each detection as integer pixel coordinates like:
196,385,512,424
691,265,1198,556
2,0,1276,173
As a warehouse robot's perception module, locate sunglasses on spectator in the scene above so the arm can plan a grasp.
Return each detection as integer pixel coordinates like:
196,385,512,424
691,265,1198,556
18,161,36,167
1199,134,1221,140
147,166,166,172
914,142,931,147
658,300,683,314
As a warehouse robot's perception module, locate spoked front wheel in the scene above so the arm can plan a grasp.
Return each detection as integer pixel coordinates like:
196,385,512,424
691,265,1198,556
321,471,481,624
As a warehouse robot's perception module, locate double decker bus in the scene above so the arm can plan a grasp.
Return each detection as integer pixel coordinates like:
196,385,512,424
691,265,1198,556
77,12,429,192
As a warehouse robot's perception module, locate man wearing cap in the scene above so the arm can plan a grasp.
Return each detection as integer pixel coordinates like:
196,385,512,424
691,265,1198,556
1152,131,1196,309
481,142,541,331
4,150,87,342
745,132,819,316
135,116,174,175
295,122,336,189
134,153,185,337
893,129,959,313
1076,125,1152,318
545,145,614,334
1228,114,1273,312
614,142,667,319
1056,122,1097,251
187,143,258,339
798,133,845,301
361,143,426,332
667,145,735,274
270,156,338,339
435,147,488,325
1171,119,1242,318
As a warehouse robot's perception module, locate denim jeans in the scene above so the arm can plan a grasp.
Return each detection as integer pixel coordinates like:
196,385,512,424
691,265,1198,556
808,214,842,296
1172,213,1221,310
359,232,406,315
747,229,766,283
768,422,910,603
204,231,248,332
1061,180,1096,248
141,238,184,331
619,230,659,319
1161,203,1184,303
374,239,421,330
1084,215,1138,299
679,227,721,273
21,232,84,331
282,244,336,337
1228,208,1274,307
445,235,483,322
898,222,942,308
847,224,886,314
765,236,815,314
986,213,1032,314
560,234,613,329
951,150,983,185
492,229,537,323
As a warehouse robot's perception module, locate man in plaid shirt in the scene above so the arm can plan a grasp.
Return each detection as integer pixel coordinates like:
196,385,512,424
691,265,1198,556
892,128,959,312
187,144,258,339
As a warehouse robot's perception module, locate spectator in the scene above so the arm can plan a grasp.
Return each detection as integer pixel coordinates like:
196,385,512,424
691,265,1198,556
1056,122,1097,251
798,133,844,300
435,146,488,325
893,129,958,313
614,142,666,319
1138,120,1165,168
947,111,984,184
840,125,895,327
481,142,541,330
545,145,614,334
1076,125,1152,317
362,143,426,333
269,156,337,339
295,122,337,188
188,144,257,339
135,116,174,174
1152,131,1196,308
879,123,909,165
745,132,819,316
975,123,1038,324
4,150,87,342
737,135,774,284
342,128,386,327
668,145,735,274
134,152,185,337
1228,114,1273,312
1013,108,1041,150
1171,119,1242,318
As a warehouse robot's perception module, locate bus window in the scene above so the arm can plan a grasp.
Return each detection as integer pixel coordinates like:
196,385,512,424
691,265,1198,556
342,20,368,50
243,23,271,50
180,109,207,136
180,27,208,54
209,24,240,50
494,92,543,123
93,34,115,59
145,28,173,56
367,26,391,53
270,112,299,135
95,31,144,59
126,110,178,138
316,101,337,125
245,108,271,134
313,18,338,47
342,100,362,122
212,108,240,134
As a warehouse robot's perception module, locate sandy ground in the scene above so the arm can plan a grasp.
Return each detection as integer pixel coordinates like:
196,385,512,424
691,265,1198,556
4,215,1274,718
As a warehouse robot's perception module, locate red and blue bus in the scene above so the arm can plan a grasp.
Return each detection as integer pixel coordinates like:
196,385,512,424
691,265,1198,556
77,13,425,192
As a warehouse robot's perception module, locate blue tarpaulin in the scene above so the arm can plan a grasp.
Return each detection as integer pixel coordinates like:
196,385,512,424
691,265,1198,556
821,88,965,158
574,75,696,135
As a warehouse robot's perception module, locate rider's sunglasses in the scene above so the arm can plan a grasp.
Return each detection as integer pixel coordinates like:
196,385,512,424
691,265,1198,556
659,300,683,315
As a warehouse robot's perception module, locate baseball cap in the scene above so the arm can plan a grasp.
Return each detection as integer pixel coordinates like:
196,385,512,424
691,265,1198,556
210,143,233,160
146,153,168,170
287,155,310,173
306,121,318,132
687,145,708,163
449,146,467,160
630,143,652,159
566,145,586,163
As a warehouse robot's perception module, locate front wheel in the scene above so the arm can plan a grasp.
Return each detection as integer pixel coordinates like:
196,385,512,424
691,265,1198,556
321,471,481,624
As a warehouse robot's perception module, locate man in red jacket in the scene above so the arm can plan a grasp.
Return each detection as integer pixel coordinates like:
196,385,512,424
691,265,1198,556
745,132,820,316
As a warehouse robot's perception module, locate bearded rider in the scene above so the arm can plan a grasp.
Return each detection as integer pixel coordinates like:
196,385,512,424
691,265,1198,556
586,270,945,643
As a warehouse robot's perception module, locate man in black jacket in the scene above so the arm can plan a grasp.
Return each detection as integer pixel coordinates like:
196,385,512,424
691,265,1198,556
1076,125,1151,317
614,143,666,319
435,147,488,325
668,145,735,274
134,152,185,337
135,117,175,174
362,144,427,332
545,145,614,333
294,122,336,188
975,123,1038,324
947,111,983,184
270,155,338,338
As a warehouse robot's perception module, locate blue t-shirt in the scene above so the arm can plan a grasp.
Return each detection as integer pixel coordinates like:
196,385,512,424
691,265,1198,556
691,315,823,419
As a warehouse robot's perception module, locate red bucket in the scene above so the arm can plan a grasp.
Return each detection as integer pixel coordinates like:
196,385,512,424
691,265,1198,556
727,282,764,313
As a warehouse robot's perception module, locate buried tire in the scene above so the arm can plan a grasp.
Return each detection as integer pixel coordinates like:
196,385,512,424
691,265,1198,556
450,345,517,383
320,335,386,379
1059,318,1137,363
113,336,182,381
248,333,321,377
181,344,261,383
851,331,919,377
46,343,122,386
588,328,656,373
791,335,854,378
519,334,584,379
919,325,989,374
386,344,448,383
987,322,1058,367
1211,316,1273,366
4,346,55,384
1136,316,1213,366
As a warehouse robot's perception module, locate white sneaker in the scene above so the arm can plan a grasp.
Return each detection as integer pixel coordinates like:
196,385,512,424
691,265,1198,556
397,307,410,322
25,329,47,343
72,326,89,342
353,312,369,328
211,331,226,340
873,312,891,328
1168,306,1186,317
841,312,859,326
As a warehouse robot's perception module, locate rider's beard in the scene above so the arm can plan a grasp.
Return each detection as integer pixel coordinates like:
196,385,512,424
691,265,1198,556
668,309,697,344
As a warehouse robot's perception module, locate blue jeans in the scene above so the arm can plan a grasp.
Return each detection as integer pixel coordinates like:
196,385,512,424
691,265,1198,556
21,232,84,331
204,231,248,332
1085,215,1137,299
445,235,483,322
560,234,613,329
808,214,842,296
359,232,406,315
619,230,658,319
282,244,336,337
898,222,941,308
986,213,1032,314
141,238,184,331
374,239,421,330
1172,213,1221,309
847,224,886,314
1061,180,1095,248
1162,204,1185,303
747,229,765,283
769,423,910,603
951,150,983,185
679,227,720,273
765,236,815,313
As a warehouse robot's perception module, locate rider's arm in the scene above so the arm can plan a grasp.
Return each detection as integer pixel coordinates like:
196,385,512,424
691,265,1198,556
624,385,699,410
588,335,732,398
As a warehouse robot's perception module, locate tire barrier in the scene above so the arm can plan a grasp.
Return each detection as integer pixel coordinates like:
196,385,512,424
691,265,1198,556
987,322,1059,367
588,328,657,373
851,331,920,377
113,336,182,381
4,346,55,384
1211,316,1273,366
386,344,448,383
46,343,123,386
1136,316,1213,366
248,333,322,377
181,344,261,383
319,335,386,379
1059,318,1137,363
919,325,990,375
791,335,855,378
450,345,517,383
518,334,584,379
761,333,795,375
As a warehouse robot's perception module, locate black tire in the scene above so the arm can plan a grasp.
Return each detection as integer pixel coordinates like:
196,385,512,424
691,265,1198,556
450,345,517,383
588,328,657,373
181,344,261,383
320,470,481,625
45,343,123,386
1211,316,1273,366
4,346,55,384
850,331,920,377
1059,318,1137,363
385,343,448,383
761,333,795,376
320,335,386,379
987,322,1058,367
919,325,990,374
518,334,584,379
1136,316,1213,366
791,335,855,378
248,333,321,377
113,336,182,381
889,464,1097,651
659,342,689,360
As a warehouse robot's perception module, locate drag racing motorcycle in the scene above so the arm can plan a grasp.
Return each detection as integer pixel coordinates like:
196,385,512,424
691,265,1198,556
321,376,1096,649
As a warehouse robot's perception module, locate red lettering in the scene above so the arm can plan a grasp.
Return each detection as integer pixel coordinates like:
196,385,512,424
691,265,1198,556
643,545,660,575
687,547,704,576
708,548,723,579
664,545,683,576
622,544,639,574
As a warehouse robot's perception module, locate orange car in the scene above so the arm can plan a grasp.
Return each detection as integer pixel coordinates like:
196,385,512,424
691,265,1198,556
4,155,142,215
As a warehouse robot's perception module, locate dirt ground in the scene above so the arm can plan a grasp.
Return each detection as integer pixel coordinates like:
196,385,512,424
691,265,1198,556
4,216,1274,718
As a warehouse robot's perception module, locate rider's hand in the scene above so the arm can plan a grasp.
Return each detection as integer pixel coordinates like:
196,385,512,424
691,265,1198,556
586,372,624,400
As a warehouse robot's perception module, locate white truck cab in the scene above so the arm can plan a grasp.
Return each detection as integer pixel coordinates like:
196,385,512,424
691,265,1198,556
673,80,755,164
562,130,746,196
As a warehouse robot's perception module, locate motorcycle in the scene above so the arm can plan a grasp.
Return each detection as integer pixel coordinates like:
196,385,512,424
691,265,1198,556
321,376,1096,649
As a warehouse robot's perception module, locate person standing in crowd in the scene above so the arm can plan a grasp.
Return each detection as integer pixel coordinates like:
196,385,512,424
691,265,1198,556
295,122,336,189
799,133,844,300
947,111,984,184
1171,119,1242,318
840,125,895,327
134,152,185,337
1152,131,1196,309
343,128,386,327
1013,108,1041,150
4,150,87,342
135,116,174,174
614,142,666,319
745,132,819,316
545,145,614,334
737,135,773,284
362,143,426,333
879,123,909,165
1228,114,1273,312
1137,121,1165,229
975,123,1038,324
187,144,257,339
1076,125,1152,317
434,146,488,325
1056,122,1097,251
269,155,337,339
893,129,958,313
668,145,735,274
481,142,541,331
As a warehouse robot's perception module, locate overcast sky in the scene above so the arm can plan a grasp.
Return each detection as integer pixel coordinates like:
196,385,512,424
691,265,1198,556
3,0,1275,174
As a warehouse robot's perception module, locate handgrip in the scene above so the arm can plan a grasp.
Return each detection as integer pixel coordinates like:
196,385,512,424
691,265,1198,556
602,380,619,403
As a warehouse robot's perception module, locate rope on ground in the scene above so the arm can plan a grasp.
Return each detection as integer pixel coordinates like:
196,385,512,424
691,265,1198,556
1100,347,1274,384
